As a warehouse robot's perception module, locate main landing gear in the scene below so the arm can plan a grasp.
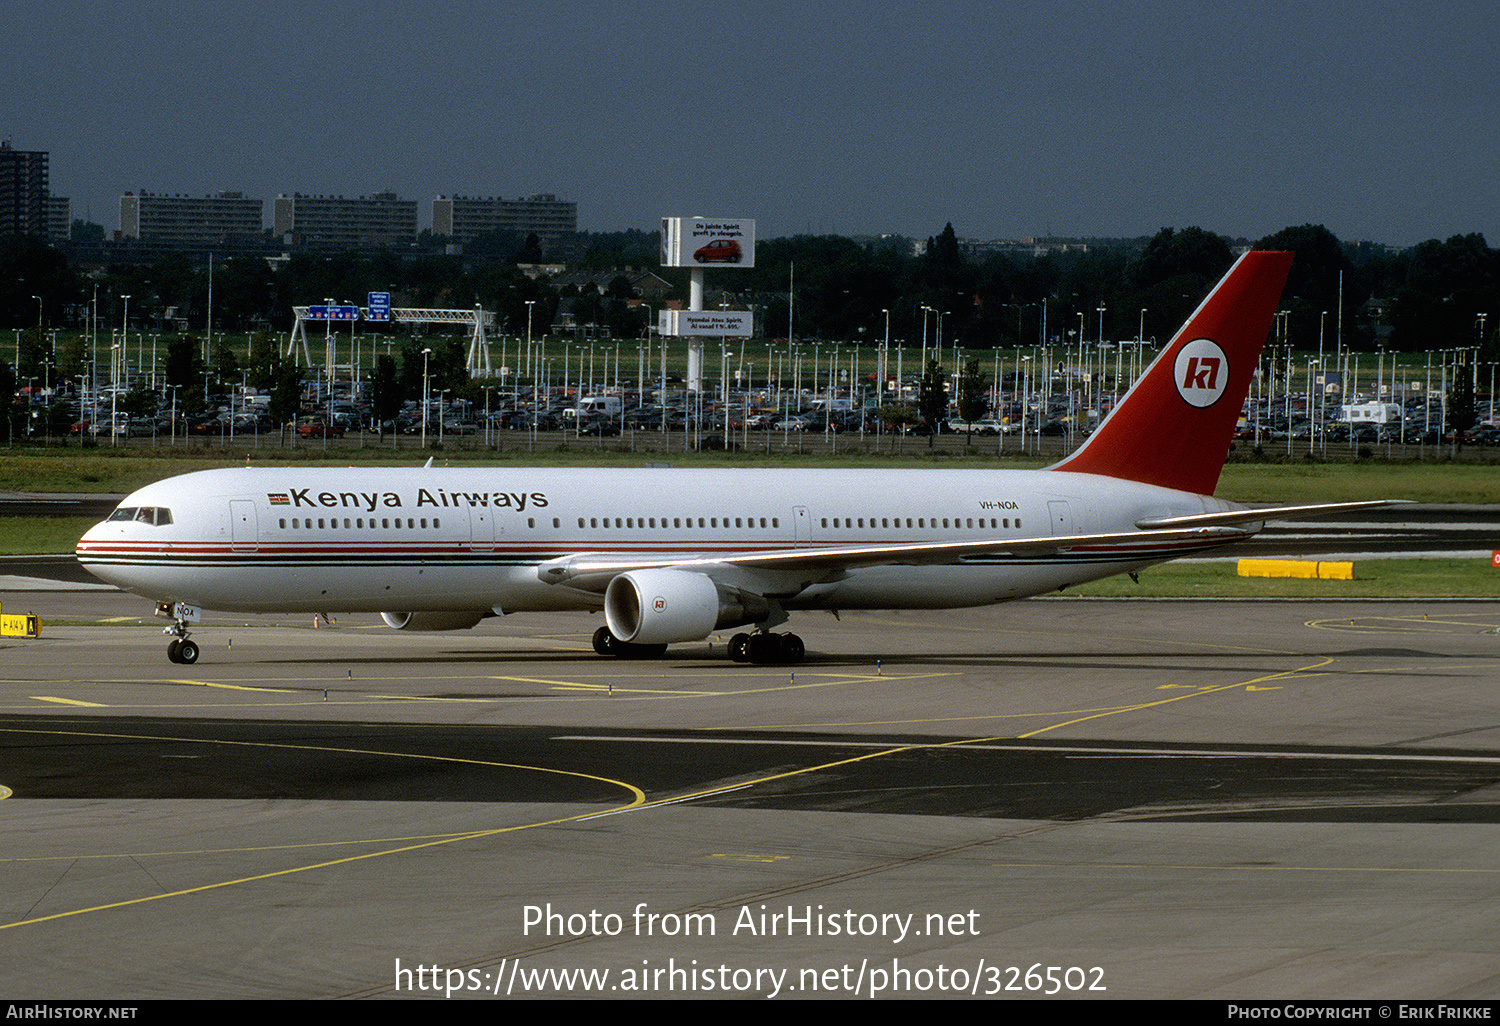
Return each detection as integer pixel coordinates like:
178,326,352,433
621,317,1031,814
727,631,805,665
590,626,807,664
592,626,667,660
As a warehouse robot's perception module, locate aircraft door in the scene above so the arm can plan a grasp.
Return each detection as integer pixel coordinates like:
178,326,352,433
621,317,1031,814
230,500,258,552
470,507,495,551
1047,500,1074,536
793,506,810,544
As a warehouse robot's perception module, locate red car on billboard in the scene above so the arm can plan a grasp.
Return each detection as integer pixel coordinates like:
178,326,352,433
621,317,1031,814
693,239,742,263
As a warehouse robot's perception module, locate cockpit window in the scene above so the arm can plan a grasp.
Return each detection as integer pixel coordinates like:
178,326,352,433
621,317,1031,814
107,506,172,525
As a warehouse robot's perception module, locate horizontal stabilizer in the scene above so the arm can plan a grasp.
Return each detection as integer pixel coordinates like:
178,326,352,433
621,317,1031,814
1135,500,1411,531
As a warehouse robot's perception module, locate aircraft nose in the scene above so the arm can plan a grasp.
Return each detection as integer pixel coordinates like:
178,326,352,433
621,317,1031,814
76,520,110,561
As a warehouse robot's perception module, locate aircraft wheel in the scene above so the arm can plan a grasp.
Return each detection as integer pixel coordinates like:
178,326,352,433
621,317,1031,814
592,626,617,656
747,633,806,665
728,633,750,662
747,633,785,665
176,639,200,664
780,633,805,664
167,639,182,663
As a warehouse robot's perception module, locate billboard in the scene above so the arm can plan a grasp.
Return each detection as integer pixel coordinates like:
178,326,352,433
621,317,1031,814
658,310,753,337
661,217,755,268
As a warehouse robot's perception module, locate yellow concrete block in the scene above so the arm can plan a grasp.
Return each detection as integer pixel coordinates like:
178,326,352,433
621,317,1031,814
1238,559,1353,581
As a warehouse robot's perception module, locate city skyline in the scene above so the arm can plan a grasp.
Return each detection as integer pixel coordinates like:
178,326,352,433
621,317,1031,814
7,1,1499,249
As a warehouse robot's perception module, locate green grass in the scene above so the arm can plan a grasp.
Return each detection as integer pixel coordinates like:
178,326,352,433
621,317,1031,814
0,517,98,555
1061,558,1500,599
4,445,1500,503
1215,461,1500,505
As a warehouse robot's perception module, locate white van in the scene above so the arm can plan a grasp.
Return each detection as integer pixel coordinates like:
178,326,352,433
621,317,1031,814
575,395,622,418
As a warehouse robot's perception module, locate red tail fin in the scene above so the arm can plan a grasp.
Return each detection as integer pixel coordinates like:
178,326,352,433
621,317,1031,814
1050,250,1293,495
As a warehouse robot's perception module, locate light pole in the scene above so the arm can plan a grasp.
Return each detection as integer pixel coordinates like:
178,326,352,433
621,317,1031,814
421,347,432,448
524,300,536,384
110,342,120,447
119,296,131,389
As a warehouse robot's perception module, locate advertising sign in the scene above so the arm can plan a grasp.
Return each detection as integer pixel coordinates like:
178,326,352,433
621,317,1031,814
658,310,753,337
661,217,755,268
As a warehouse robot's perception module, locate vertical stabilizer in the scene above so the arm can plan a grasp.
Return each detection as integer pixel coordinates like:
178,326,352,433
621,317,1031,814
1049,250,1293,496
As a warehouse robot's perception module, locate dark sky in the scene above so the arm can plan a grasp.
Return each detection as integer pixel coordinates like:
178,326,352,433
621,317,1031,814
9,0,1498,247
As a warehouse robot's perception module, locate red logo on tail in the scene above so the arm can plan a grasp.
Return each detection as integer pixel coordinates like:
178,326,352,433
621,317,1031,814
1174,339,1229,408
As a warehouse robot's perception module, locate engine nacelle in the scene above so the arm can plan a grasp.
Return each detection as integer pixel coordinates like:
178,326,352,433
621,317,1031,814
605,568,768,645
380,610,487,631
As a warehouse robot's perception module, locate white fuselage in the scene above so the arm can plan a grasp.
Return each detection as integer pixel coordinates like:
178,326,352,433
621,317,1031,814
76,465,1240,617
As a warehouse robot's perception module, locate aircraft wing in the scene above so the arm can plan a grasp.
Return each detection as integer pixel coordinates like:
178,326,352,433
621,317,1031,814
537,524,1252,592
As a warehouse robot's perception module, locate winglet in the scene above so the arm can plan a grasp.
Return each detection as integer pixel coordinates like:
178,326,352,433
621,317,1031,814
1050,250,1293,496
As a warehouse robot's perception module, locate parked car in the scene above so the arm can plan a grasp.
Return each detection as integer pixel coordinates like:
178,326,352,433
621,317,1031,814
297,418,345,438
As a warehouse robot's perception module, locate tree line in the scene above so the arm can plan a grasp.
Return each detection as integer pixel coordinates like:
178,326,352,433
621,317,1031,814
5,221,1499,369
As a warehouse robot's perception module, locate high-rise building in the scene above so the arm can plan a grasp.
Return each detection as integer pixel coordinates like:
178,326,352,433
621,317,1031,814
0,141,49,237
46,196,70,241
274,192,417,252
432,194,577,242
120,191,264,247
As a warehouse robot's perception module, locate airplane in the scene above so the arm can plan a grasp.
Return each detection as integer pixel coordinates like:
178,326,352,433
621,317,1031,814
76,250,1395,666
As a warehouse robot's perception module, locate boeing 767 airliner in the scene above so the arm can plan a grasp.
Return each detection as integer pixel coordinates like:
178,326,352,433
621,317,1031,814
76,251,1391,665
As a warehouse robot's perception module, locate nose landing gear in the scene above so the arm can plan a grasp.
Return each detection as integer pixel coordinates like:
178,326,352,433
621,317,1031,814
157,601,202,664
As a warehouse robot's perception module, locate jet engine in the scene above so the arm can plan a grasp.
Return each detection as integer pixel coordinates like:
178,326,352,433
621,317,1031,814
380,610,488,631
604,568,769,645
